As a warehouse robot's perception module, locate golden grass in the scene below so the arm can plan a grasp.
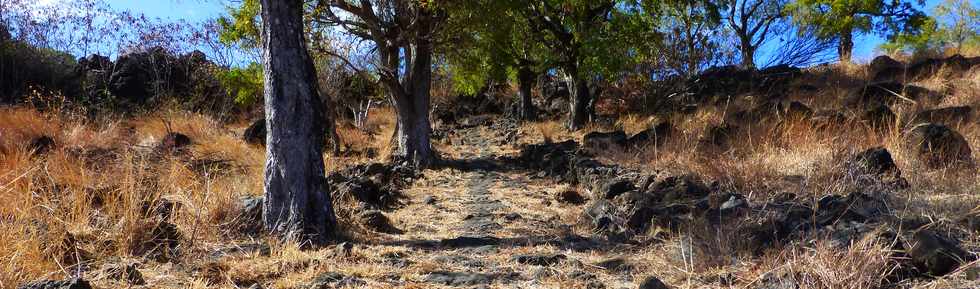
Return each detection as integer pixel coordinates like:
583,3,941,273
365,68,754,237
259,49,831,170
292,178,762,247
1,59,978,288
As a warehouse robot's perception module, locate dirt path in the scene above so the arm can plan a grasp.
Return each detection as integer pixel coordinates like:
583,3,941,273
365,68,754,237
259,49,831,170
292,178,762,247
369,121,640,289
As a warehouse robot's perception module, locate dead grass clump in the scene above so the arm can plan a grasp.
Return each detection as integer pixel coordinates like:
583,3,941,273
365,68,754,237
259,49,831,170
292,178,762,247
744,235,896,289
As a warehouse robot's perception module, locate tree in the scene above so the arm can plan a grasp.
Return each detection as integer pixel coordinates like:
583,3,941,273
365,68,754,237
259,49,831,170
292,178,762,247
442,0,551,121
645,0,727,75
785,0,926,63
880,0,979,55
259,0,336,244
935,0,979,52
723,0,786,69
316,0,438,167
523,0,632,130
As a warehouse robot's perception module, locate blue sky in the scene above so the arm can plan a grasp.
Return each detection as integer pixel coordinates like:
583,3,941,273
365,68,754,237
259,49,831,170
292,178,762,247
97,0,970,64
104,0,227,22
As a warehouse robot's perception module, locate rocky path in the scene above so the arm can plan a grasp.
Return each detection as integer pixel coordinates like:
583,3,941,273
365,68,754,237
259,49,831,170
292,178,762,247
371,120,639,289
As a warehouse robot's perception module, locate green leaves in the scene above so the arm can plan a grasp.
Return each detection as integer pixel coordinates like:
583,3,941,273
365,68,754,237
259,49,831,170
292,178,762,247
218,62,263,106
217,0,261,49
880,0,980,55
785,0,924,40
440,0,551,94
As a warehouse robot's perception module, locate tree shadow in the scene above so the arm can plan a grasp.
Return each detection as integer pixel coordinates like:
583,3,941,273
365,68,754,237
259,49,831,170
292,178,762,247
366,232,639,254
433,155,524,173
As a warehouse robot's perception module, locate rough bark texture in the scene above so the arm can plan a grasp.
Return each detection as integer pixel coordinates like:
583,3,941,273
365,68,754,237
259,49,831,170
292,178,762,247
260,0,336,244
564,70,593,131
839,28,854,64
517,66,536,121
378,10,436,167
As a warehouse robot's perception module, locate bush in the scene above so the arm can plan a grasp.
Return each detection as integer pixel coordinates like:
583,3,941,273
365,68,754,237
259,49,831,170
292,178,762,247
218,62,263,107
0,39,81,104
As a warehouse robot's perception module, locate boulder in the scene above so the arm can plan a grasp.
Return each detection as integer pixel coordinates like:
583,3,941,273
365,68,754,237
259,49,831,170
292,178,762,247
584,130,628,150
637,275,670,289
556,190,587,205
874,55,979,81
904,123,974,168
584,200,618,232
869,55,904,76
77,54,113,72
28,135,55,156
847,148,907,187
602,178,636,199
906,55,978,79
728,101,784,124
849,82,934,108
511,254,566,266
815,192,888,225
906,230,969,276
595,257,633,272
108,46,201,104
911,106,973,126
334,176,403,210
243,119,266,145
157,132,192,153
628,121,675,148
649,175,710,204
861,104,896,129
357,210,401,234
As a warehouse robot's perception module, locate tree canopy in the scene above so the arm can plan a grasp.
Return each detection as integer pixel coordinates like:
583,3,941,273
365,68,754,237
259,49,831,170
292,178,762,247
785,0,926,62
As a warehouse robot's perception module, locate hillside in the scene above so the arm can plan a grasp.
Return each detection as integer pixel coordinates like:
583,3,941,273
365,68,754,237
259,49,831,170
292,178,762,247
1,54,979,289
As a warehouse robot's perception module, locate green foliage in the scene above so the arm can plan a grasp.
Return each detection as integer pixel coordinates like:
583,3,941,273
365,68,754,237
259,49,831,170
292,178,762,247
526,0,642,80
881,0,979,54
785,0,926,48
440,0,550,95
217,0,261,49
0,39,82,103
218,62,263,107
635,0,731,74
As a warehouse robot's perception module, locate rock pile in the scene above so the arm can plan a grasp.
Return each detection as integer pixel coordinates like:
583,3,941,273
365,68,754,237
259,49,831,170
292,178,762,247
517,139,973,280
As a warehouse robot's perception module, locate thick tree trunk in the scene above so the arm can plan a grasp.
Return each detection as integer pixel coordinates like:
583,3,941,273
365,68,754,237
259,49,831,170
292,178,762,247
563,70,592,131
838,28,854,64
739,36,756,69
388,15,435,167
260,0,336,244
517,66,536,121
391,89,434,167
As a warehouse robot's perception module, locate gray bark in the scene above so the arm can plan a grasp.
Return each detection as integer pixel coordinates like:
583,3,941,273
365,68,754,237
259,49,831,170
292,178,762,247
376,9,436,167
260,0,336,244
563,69,593,131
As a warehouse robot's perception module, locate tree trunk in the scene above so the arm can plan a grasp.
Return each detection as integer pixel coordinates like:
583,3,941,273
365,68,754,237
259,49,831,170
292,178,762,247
259,0,336,244
564,70,592,130
838,27,854,64
739,36,756,69
517,66,536,121
391,89,434,167
388,14,435,167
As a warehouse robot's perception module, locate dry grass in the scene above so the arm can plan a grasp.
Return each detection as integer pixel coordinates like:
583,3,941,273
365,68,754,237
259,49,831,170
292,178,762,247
1,60,978,288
